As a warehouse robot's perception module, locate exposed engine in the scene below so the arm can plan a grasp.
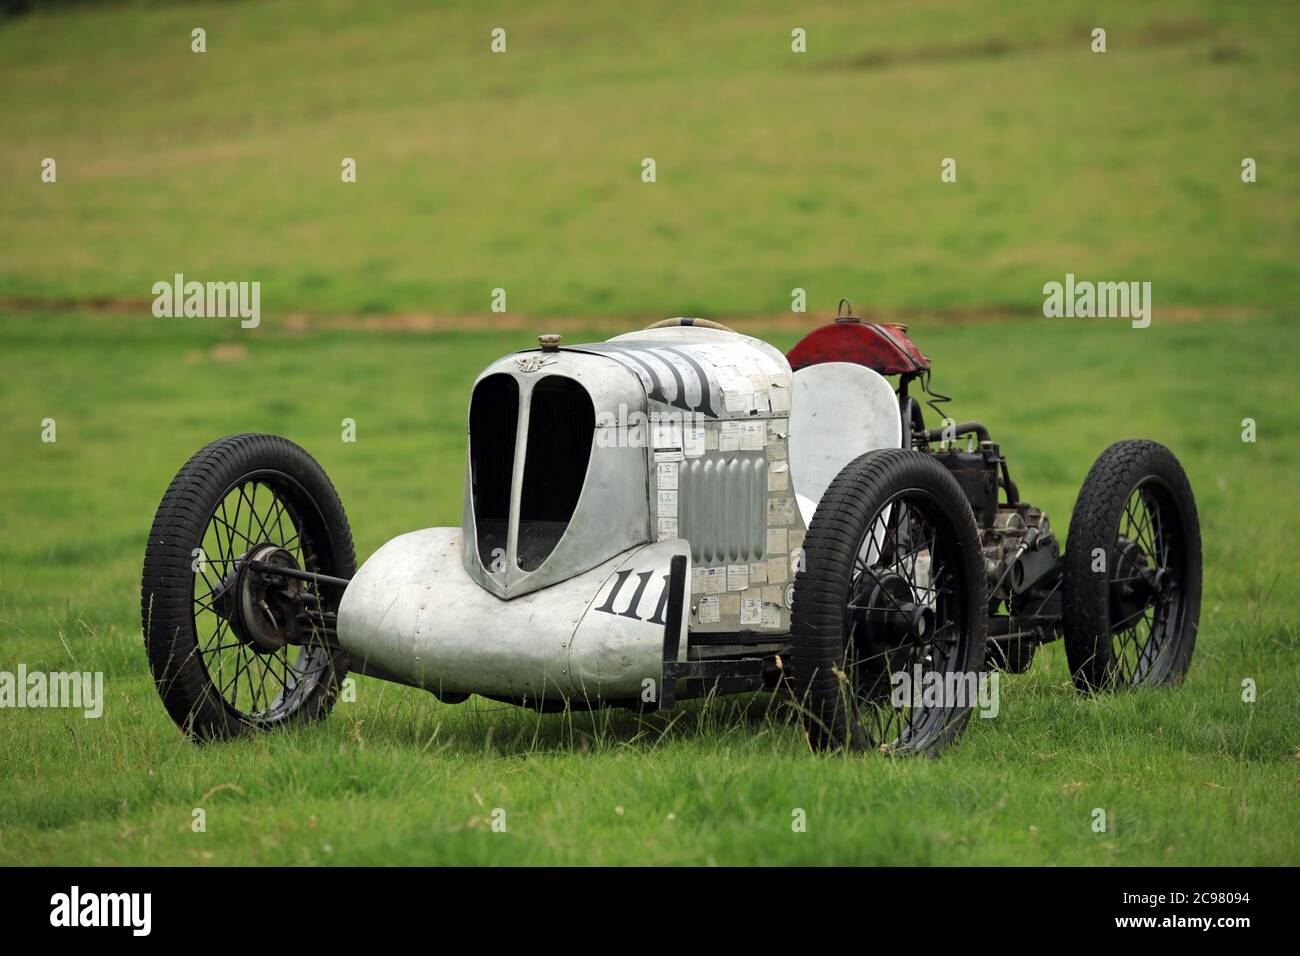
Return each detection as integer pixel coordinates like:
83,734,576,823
927,430,1063,672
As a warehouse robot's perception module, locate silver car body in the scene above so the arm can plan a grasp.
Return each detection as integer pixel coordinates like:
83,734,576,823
336,324,901,702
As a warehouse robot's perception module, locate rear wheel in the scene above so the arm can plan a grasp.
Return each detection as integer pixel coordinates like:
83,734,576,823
1062,440,1201,691
790,449,987,755
141,434,355,740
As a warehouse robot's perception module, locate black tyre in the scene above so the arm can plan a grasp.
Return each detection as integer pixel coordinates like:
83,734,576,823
1062,440,1201,692
790,449,987,755
141,434,355,740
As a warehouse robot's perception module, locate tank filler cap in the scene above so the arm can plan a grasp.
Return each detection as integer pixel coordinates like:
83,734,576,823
538,333,562,352
835,298,863,324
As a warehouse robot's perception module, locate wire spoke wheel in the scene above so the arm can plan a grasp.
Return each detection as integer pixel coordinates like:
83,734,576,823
1063,440,1201,692
1106,483,1183,683
842,492,969,751
142,434,355,740
193,475,336,723
792,449,986,755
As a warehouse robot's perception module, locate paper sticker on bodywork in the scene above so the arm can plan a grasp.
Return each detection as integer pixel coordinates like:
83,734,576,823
701,567,726,594
719,421,742,451
683,426,706,458
769,384,790,414
724,391,750,414
769,460,789,491
767,495,794,525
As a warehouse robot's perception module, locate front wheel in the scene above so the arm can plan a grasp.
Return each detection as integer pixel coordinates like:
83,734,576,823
790,449,987,755
141,434,355,740
1062,440,1202,692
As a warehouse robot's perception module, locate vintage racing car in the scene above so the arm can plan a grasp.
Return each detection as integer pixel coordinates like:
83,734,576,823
141,304,1202,754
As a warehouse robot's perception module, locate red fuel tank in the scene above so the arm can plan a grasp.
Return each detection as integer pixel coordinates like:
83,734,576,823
786,302,930,376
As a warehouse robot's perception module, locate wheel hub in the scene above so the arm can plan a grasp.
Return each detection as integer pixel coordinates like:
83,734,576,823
1110,536,1166,626
856,572,936,649
217,544,304,653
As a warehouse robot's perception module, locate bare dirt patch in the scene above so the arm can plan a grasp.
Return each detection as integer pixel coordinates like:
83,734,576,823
0,296,1259,334
830,17,1219,72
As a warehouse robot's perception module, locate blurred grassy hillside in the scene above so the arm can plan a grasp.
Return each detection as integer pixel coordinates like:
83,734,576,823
1,0,1297,318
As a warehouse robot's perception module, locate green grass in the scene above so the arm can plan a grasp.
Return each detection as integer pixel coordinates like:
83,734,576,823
0,312,1296,865
0,0,1297,865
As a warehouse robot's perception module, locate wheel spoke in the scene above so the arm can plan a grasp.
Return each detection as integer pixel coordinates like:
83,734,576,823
186,476,335,724
838,488,968,753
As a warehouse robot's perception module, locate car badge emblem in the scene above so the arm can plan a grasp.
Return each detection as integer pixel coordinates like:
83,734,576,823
515,356,554,373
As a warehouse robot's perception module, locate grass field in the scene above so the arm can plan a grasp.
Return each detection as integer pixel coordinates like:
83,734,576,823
2,312,1296,865
1,0,1297,865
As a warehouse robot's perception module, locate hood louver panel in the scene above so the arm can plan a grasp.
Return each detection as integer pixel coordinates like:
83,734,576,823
679,455,767,565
